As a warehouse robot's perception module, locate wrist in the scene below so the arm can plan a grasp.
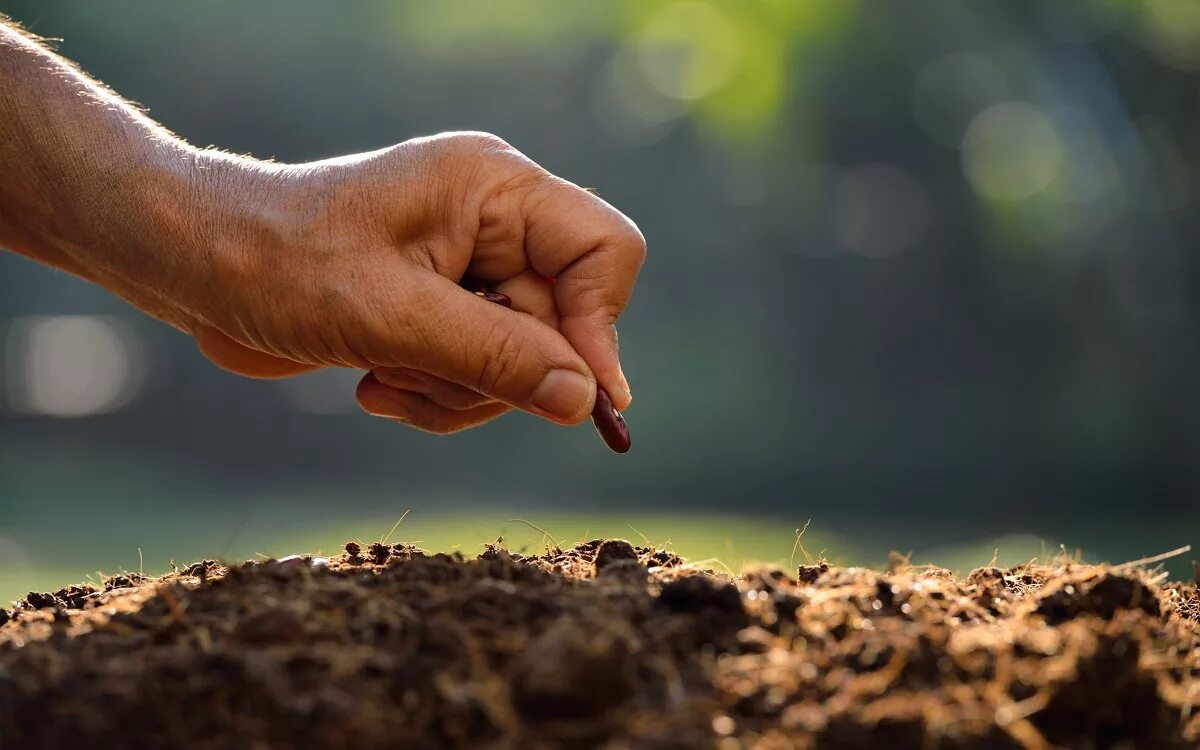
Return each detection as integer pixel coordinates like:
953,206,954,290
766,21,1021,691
37,140,255,316
104,146,295,329
169,150,277,317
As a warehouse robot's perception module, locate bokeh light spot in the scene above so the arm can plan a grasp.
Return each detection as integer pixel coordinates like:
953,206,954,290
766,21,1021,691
6,316,145,417
1139,0,1200,69
595,46,687,144
962,101,1065,202
635,2,741,102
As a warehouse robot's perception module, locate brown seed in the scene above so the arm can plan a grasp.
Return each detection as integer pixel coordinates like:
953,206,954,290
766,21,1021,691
591,387,631,454
473,290,512,308
472,281,630,453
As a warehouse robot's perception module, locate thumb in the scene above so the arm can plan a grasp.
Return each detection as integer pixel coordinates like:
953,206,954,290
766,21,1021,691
383,272,596,424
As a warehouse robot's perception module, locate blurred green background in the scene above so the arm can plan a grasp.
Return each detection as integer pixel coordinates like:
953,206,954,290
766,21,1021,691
1,0,1197,602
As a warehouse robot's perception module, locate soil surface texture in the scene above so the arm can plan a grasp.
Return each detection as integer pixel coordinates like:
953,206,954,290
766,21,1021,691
1,539,1197,749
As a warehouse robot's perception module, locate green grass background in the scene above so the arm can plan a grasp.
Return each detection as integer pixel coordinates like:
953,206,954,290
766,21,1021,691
4,486,1193,605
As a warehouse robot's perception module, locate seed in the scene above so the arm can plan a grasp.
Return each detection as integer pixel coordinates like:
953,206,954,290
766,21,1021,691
474,290,512,308
591,387,631,454
471,280,630,453
461,276,511,308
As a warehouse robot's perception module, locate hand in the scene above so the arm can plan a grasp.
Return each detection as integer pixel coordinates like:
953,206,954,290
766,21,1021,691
187,132,645,433
2,31,644,434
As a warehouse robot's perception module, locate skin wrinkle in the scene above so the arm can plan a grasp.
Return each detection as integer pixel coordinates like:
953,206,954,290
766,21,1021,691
421,156,463,278
414,281,468,369
314,317,355,370
555,248,628,318
361,272,443,369
472,315,525,399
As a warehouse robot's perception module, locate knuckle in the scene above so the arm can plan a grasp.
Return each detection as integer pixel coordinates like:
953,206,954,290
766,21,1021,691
597,301,625,323
402,132,527,202
457,131,512,152
560,272,625,320
427,131,514,160
626,225,648,267
610,219,647,268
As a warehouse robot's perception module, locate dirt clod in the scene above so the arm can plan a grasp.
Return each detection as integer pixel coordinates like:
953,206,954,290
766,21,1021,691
0,540,1196,749
658,575,744,618
512,615,637,719
1033,569,1161,624
22,591,58,610
102,573,145,591
593,538,639,570
367,541,390,564
796,562,829,583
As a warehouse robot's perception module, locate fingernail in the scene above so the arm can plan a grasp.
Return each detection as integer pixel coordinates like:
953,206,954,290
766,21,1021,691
532,369,593,421
367,393,407,419
617,369,632,406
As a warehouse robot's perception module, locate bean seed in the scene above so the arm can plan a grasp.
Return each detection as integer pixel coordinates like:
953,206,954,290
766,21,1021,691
591,386,631,454
468,280,631,453
474,290,512,308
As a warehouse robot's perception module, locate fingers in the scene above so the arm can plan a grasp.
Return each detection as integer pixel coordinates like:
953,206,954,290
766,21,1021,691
374,273,553,413
521,180,646,410
356,371,510,434
493,270,558,329
372,271,597,424
372,366,494,411
193,324,320,379
370,271,554,416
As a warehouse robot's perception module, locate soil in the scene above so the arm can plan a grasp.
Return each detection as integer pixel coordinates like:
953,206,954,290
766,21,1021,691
1,539,1197,749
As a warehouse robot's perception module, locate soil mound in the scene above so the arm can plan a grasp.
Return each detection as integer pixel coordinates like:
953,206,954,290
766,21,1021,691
1,540,1197,749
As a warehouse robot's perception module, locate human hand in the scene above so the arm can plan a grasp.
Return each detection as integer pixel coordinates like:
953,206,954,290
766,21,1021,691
186,132,645,433
0,29,644,436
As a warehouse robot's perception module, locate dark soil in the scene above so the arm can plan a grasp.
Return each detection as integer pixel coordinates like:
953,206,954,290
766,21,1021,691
1,540,1197,749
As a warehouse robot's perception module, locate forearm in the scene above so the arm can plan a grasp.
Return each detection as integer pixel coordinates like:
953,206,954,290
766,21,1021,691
0,21,265,322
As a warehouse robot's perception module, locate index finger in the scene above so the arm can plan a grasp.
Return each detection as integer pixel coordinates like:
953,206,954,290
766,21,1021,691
521,179,646,409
